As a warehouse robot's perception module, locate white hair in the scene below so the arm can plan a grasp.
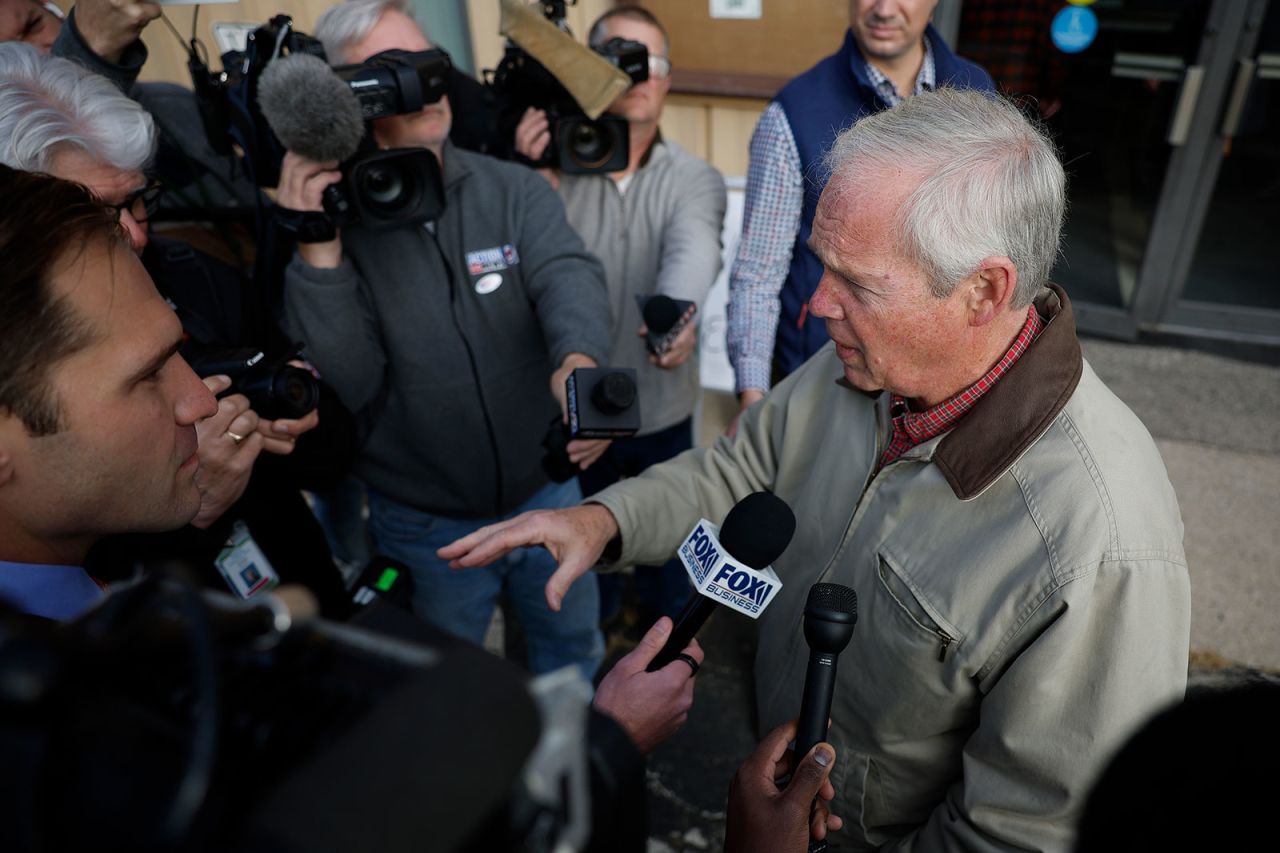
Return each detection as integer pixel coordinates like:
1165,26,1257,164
823,87,1066,307
316,0,419,64
0,42,156,174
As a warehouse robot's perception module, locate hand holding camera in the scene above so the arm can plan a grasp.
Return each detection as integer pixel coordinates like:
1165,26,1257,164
277,151,345,268
191,376,263,530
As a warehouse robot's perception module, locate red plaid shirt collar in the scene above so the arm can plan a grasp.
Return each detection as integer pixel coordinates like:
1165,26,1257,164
878,306,1045,470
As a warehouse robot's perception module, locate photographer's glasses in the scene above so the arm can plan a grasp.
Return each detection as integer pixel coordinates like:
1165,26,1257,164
109,179,164,225
648,54,672,80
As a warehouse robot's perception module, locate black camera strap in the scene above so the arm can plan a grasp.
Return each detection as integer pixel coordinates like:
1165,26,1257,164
273,204,337,244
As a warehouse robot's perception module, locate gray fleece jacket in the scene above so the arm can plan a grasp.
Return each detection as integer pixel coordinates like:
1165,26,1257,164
284,143,610,518
557,139,726,434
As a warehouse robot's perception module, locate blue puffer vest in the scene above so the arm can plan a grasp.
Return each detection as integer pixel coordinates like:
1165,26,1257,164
772,25,994,376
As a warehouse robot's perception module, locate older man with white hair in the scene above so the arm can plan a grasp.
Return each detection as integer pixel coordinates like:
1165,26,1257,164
442,88,1191,851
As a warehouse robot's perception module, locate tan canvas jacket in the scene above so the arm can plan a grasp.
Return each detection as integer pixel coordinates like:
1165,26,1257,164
592,287,1190,851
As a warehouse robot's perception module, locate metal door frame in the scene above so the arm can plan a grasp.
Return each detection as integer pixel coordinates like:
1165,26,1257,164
1137,0,1280,345
949,0,1277,345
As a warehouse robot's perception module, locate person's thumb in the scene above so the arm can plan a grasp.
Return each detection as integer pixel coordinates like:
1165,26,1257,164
621,616,673,671
783,743,836,805
544,556,590,612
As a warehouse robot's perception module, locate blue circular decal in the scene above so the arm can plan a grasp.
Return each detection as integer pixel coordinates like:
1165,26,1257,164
1051,5,1098,54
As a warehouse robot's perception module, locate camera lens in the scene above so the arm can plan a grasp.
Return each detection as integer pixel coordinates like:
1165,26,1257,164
567,120,613,169
269,367,321,419
361,166,406,207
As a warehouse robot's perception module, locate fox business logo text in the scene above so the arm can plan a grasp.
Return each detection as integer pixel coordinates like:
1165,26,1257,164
679,522,721,584
705,562,774,616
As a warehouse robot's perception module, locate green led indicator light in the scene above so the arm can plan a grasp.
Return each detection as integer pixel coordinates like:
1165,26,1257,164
375,567,399,592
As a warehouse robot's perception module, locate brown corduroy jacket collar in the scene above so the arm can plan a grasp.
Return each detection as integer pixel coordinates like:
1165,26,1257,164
836,285,1083,500
936,285,1082,499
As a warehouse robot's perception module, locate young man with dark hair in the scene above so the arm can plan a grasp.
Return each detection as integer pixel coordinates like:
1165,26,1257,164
0,165,218,619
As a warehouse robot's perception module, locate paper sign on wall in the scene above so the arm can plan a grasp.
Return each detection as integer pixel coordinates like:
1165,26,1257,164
710,0,762,20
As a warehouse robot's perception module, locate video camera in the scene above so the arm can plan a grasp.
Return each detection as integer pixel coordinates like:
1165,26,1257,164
189,15,449,231
488,1,650,173
0,576,645,852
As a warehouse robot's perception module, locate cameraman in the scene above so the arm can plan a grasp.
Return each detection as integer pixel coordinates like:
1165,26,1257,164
514,7,726,625
279,0,613,682
0,43,356,616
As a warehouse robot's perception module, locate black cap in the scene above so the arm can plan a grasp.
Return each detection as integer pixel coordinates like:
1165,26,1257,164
805,583,858,624
642,294,683,335
590,371,637,415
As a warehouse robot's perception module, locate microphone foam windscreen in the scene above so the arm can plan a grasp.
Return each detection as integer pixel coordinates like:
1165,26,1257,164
719,491,796,570
806,582,858,622
642,295,682,335
258,53,365,164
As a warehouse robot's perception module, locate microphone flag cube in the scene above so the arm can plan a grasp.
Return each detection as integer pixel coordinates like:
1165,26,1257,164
677,519,782,618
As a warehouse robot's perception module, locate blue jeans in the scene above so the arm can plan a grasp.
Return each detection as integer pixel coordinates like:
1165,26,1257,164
367,479,603,682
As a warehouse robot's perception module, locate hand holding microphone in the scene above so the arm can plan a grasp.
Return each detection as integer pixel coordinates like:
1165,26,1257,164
592,615,704,753
646,491,795,672
726,718,843,853
637,294,697,369
791,582,858,853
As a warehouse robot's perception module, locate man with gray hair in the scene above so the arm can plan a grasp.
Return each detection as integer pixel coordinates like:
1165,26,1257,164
442,88,1191,850
279,0,614,682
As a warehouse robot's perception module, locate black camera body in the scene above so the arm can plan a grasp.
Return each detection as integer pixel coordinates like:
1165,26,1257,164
332,48,451,120
187,347,321,421
595,35,649,82
192,18,450,234
489,29,648,174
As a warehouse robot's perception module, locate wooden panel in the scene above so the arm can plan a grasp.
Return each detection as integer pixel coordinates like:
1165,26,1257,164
130,1,334,85
708,100,764,178
659,100,709,160
642,0,846,82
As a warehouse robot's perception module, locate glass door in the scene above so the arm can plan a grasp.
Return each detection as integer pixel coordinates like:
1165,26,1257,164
957,1,1269,342
1141,0,1280,343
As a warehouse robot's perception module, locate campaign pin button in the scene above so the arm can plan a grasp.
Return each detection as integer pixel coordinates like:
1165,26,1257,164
475,272,503,294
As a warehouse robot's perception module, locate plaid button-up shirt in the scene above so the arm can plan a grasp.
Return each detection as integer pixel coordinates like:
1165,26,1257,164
878,305,1045,470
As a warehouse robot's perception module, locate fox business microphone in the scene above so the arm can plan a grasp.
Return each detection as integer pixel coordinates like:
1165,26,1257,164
646,492,796,672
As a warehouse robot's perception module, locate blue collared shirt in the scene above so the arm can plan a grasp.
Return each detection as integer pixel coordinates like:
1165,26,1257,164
0,560,104,620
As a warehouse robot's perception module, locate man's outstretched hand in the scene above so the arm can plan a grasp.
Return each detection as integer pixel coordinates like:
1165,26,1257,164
437,503,619,611
593,616,704,754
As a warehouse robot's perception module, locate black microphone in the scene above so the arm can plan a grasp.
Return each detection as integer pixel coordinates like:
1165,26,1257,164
646,492,796,672
639,294,696,356
791,582,858,852
257,53,366,164
793,583,858,765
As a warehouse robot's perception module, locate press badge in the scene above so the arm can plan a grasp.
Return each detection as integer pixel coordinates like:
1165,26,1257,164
215,520,280,599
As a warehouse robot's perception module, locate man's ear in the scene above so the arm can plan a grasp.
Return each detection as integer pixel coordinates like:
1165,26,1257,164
964,257,1018,327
